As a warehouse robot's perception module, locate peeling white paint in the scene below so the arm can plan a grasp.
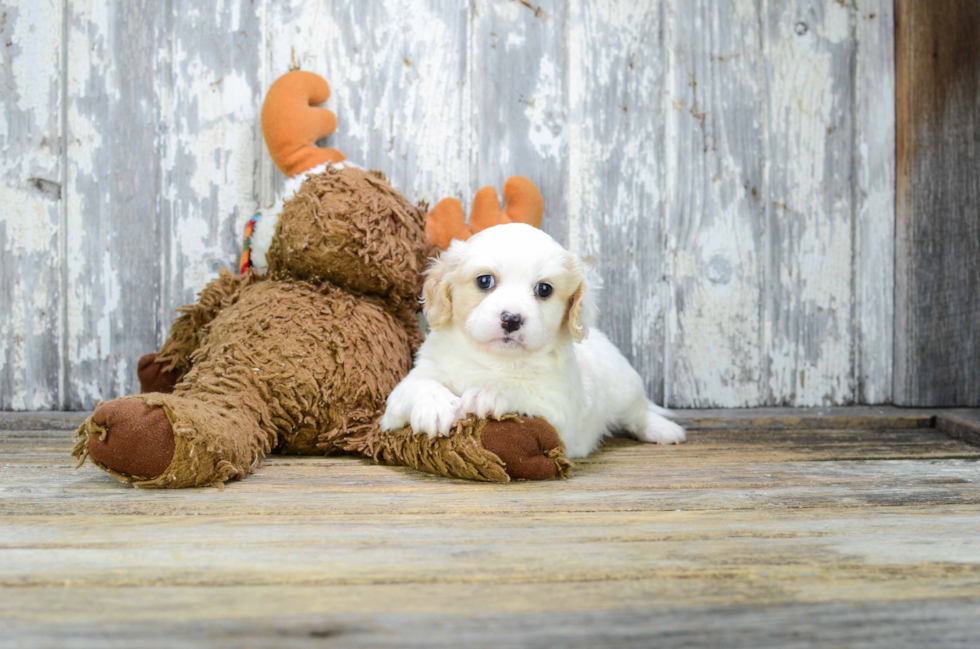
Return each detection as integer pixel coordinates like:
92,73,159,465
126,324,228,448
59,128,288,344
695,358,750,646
853,0,895,404
1,0,897,409
567,0,667,401
662,0,766,407
7,1,62,124
765,1,855,405
524,55,563,161
0,0,64,409
266,0,469,207
0,184,58,254
820,1,852,44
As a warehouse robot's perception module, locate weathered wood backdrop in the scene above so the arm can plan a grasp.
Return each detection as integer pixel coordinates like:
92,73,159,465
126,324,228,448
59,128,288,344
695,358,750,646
1,0,897,410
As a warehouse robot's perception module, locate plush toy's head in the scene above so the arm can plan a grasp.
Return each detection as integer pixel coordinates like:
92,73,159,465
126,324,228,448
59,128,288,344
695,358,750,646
245,70,434,301
266,164,434,301
250,69,542,300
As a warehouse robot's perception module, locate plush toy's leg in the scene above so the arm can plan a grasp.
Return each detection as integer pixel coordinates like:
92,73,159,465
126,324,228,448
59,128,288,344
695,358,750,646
327,415,572,482
73,384,276,488
79,398,176,480
75,345,278,489
137,354,183,394
152,268,255,379
479,417,572,480
132,270,250,397
75,279,418,487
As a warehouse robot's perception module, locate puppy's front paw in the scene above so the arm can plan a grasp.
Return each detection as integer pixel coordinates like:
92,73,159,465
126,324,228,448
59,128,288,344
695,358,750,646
461,386,512,419
410,390,463,438
380,383,412,431
638,413,687,445
379,409,406,432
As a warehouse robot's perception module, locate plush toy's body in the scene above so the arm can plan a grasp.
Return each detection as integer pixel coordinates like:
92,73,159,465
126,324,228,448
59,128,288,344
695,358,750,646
72,72,570,487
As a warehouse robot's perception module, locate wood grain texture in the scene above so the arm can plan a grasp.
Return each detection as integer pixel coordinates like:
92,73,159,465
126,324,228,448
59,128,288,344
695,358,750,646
472,0,567,245
263,0,470,209
4,426,980,517
664,0,765,407
567,0,668,402
854,1,894,404
61,0,264,408
63,0,169,409
936,410,980,448
764,0,856,406
1,413,980,646
2,1,903,409
0,1,64,410
1,592,978,649
895,0,980,406
163,0,264,332
2,595,978,649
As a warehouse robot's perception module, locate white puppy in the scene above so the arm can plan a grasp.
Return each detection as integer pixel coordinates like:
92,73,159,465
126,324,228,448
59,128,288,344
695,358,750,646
380,223,685,458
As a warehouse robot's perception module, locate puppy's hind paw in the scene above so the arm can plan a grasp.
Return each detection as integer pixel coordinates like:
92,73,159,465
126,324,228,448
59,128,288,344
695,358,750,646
410,391,463,438
638,412,687,445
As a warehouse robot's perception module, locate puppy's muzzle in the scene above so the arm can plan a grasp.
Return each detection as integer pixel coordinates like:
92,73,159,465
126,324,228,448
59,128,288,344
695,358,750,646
501,311,523,333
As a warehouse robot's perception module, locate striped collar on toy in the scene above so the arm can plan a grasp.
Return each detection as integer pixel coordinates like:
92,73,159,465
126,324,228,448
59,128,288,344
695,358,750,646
239,162,360,276
239,212,261,275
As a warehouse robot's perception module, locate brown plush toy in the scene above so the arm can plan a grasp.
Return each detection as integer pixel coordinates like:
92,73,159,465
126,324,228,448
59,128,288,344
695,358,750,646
71,71,571,487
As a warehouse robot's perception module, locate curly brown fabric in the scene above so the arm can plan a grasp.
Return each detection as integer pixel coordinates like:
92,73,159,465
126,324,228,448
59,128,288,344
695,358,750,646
325,414,571,483
154,268,255,376
72,164,572,488
74,276,417,487
269,165,435,302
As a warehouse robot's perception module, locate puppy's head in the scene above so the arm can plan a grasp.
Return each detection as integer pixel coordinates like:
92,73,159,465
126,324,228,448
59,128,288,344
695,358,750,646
422,223,593,354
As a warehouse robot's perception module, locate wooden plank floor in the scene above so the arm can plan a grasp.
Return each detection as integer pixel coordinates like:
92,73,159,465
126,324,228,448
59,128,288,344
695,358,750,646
1,409,979,648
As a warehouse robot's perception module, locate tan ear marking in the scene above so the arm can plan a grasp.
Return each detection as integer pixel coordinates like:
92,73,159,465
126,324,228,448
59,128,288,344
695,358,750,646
422,257,453,329
566,282,587,343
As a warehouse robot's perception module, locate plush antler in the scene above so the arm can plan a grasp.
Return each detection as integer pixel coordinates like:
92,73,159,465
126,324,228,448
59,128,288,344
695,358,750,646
261,71,345,177
425,177,544,250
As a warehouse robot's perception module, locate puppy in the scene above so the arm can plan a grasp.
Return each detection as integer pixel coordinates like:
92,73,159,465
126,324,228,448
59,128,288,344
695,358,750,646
380,223,685,458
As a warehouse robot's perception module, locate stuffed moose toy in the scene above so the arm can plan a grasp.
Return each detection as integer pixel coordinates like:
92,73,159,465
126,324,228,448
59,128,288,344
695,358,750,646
72,71,571,488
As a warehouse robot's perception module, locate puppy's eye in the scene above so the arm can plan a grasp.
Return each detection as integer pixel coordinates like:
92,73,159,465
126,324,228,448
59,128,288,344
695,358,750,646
476,275,496,291
535,282,553,298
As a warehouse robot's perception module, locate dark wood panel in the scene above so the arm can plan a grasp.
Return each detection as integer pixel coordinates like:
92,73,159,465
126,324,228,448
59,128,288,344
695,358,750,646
895,0,980,405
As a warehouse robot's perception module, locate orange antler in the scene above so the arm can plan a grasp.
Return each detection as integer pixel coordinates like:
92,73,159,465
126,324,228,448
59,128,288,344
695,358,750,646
425,177,544,250
261,71,345,177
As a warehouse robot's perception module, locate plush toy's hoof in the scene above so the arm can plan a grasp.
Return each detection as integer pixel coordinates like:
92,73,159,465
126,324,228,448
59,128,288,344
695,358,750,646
481,417,570,480
329,414,571,482
137,353,182,394
86,399,175,480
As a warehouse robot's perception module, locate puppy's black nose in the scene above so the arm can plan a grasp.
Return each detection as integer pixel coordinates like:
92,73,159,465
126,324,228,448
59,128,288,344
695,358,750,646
501,311,523,333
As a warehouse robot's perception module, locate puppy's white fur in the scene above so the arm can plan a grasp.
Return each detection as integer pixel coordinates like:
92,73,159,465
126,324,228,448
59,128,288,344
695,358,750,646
380,223,685,458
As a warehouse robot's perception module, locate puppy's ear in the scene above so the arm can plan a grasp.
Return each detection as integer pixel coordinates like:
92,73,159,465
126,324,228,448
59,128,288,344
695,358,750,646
566,254,595,343
422,240,464,329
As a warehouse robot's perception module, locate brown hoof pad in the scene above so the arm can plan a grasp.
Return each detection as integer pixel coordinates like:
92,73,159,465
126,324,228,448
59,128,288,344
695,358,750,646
481,417,563,480
88,399,175,480
137,353,182,394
